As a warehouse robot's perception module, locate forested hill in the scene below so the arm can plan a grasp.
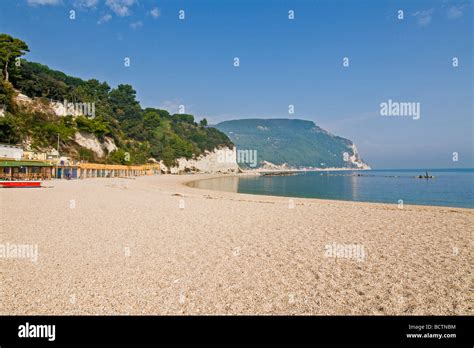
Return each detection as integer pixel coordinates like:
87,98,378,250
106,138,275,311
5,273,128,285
0,34,232,166
215,119,370,169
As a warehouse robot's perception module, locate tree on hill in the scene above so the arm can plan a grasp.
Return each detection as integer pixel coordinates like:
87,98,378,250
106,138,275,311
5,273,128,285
109,84,141,121
0,34,29,82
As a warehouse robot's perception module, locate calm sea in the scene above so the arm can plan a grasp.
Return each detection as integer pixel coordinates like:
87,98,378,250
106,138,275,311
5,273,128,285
189,169,474,208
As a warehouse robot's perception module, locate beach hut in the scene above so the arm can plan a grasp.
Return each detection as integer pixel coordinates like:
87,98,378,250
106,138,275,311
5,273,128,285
0,160,54,180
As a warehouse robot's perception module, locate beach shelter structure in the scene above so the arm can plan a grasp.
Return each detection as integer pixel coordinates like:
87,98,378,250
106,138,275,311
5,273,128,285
0,160,54,180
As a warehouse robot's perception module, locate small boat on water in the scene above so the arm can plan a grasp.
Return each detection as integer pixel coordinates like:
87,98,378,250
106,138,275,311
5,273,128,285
0,180,42,188
416,170,435,179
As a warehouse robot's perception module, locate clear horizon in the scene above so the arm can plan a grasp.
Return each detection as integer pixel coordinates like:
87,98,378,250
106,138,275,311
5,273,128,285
0,0,472,169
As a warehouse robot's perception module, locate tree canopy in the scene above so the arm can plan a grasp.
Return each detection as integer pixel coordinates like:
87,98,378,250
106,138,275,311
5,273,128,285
0,34,29,82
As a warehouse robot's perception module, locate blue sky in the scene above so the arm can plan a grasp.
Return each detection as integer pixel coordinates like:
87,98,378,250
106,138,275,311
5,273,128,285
0,0,472,168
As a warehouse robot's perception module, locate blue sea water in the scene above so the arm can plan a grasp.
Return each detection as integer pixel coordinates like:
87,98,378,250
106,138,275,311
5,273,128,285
189,169,474,208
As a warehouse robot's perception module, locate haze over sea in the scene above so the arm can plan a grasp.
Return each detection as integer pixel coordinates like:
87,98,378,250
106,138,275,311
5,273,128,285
190,169,474,208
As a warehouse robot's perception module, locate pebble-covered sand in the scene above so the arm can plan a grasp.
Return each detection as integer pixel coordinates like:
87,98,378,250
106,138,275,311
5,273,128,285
0,175,472,315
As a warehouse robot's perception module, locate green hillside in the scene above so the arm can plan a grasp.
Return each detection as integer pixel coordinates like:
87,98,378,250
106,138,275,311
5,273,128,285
215,119,369,168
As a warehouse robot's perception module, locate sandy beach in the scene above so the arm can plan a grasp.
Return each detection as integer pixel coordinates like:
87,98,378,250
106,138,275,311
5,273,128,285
1,175,472,315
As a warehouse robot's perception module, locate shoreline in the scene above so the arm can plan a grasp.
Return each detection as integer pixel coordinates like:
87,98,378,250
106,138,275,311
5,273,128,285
1,175,472,315
184,174,474,211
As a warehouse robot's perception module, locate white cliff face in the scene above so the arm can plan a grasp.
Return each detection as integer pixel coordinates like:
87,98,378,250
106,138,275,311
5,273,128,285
16,93,33,104
348,144,371,169
74,132,105,157
74,131,117,158
162,147,239,174
10,93,32,114
14,92,92,118
103,137,118,153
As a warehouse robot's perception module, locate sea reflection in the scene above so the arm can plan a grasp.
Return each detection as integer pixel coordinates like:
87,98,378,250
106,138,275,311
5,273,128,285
188,176,239,193
350,175,359,200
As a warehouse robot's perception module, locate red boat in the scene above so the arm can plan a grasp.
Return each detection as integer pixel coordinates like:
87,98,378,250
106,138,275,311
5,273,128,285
0,180,42,188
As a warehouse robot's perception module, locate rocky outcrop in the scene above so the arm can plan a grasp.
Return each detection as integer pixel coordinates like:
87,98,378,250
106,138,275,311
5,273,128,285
13,92,92,118
259,161,290,170
347,144,371,170
74,131,117,158
103,137,118,153
15,93,33,104
51,101,88,117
